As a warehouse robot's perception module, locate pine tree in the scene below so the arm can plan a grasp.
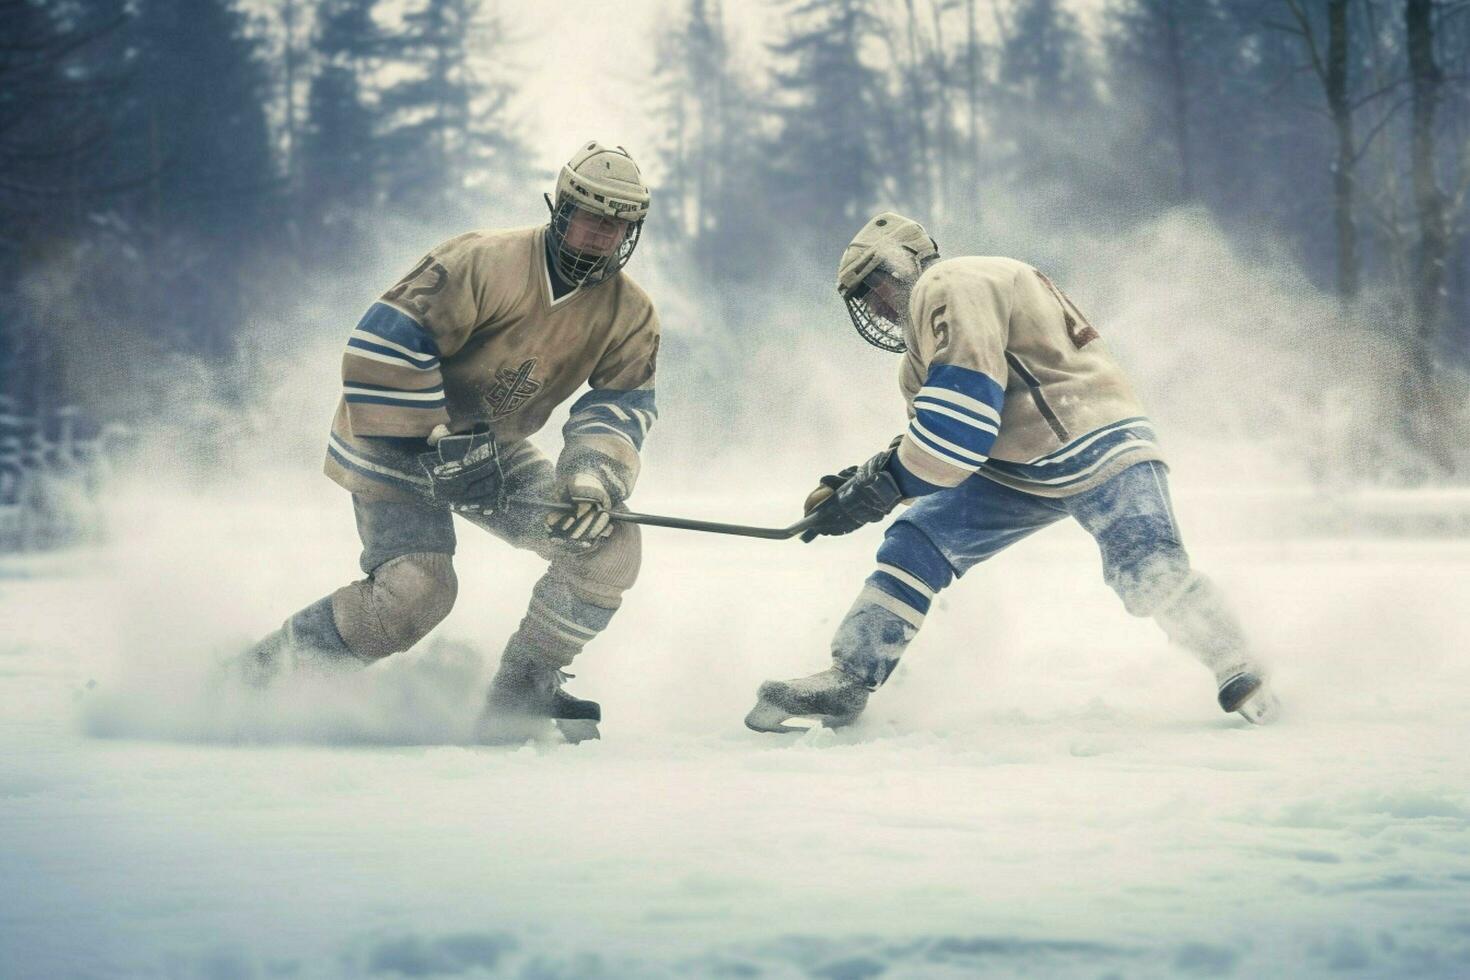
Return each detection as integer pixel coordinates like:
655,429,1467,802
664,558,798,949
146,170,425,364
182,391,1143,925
300,0,382,240
765,0,894,249
376,0,530,219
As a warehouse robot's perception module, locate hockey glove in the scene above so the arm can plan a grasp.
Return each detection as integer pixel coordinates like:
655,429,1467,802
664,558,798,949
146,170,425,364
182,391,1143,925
418,428,504,514
800,444,904,543
546,453,629,550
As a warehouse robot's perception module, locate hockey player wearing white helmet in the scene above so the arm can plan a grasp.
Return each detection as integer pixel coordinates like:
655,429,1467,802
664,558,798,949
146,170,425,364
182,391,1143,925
746,211,1278,733
236,142,660,743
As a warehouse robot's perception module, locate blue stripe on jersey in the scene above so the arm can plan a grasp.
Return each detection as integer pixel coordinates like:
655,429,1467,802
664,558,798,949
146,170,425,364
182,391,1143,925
912,405,998,460
908,419,986,469
326,444,422,492
912,394,998,429
564,388,658,451
869,570,932,615
343,380,444,395
1029,416,1149,464
344,394,448,409
345,337,441,370
983,419,1157,489
356,303,442,357
925,363,1006,411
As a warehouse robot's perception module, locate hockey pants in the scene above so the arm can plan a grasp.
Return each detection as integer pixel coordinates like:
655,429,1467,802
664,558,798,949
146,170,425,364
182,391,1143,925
831,461,1252,687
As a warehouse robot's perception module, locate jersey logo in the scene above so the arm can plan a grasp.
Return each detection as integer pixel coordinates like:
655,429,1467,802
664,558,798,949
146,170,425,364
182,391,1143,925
384,255,449,320
1034,270,1099,349
483,358,542,419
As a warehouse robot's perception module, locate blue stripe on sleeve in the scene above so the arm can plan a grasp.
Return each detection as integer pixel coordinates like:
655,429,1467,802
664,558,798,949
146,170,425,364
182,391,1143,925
568,388,657,417
925,363,1005,410
344,380,444,394
913,407,998,459
908,421,987,468
344,394,448,409
564,388,657,452
912,394,998,429
345,337,441,370
356,303,442,357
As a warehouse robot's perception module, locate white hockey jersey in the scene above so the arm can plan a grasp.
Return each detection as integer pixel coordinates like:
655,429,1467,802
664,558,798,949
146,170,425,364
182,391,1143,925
893,256,1162,498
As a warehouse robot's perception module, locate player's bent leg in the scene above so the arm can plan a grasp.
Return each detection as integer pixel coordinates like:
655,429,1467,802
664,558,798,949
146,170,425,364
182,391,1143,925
236,494,458,688
238,594,356,687
1070,462,1277,723
835,520,956,685
330,552,458,662
745,520,956,733
481,520,641,743
240,552,458,687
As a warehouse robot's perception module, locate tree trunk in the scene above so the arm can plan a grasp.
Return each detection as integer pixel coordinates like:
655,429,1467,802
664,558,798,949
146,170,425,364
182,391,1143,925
1161,0,1193,201
1404,0,1453,471
1406,0,1447,379
1327,0,1359,299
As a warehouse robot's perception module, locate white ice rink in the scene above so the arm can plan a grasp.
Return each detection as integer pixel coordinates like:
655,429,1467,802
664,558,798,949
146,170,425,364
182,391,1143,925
3,478,1469,979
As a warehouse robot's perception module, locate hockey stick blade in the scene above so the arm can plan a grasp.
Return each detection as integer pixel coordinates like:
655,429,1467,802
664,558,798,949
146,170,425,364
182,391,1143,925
507,496,820,540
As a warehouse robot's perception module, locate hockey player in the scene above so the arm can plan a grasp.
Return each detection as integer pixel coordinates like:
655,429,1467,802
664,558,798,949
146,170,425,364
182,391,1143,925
746,212,1277,733
239,142,660,743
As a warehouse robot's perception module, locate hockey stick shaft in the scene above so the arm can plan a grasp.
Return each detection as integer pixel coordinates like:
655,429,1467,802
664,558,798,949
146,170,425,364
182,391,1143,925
507,496,819,540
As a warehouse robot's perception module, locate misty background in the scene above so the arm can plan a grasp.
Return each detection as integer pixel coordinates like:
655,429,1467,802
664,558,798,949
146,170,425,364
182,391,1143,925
2,0,1470,547
7,5,1470,977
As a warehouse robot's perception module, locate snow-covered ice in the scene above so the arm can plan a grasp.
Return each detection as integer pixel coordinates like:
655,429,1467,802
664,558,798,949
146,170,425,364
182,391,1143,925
3,474,1470,979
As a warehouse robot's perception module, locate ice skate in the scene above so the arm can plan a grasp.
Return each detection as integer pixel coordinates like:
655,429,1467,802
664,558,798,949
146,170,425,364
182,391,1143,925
1217,670,1279,725
744,666,871,734
479,650,602,745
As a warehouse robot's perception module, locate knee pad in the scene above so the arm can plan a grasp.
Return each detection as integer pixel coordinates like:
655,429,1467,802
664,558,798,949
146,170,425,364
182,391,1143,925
555,521,641,608
331,551,457,661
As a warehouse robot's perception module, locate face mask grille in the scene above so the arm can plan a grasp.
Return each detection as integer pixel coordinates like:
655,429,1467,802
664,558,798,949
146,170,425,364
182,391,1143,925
842,271,907,353
549,198,642,287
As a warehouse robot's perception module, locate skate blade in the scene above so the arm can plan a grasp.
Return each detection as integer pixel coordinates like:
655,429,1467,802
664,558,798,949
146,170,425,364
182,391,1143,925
744,701,838,735
1235,685,1281,725
555,719,601,744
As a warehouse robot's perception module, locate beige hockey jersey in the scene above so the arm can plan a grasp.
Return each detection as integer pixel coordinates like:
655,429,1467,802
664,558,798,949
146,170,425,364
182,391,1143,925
323,226,659,503
892,256,1162,498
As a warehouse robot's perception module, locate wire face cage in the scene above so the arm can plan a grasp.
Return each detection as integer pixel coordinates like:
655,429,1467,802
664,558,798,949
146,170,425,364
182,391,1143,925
548,197,642,287
843,274,908,353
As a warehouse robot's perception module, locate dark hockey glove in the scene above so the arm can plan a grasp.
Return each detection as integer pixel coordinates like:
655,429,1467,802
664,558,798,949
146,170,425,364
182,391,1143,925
800,445,904,543
418,428,504,513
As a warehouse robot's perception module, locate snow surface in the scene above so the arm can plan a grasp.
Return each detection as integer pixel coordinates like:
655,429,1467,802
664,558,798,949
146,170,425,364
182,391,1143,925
3,473,1470,980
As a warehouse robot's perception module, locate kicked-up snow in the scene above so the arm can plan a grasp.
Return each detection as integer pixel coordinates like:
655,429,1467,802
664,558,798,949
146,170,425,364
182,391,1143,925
2,475,1469,979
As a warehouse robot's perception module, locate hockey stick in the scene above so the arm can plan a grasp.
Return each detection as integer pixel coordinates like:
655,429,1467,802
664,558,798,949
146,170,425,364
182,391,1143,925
506,496,821,540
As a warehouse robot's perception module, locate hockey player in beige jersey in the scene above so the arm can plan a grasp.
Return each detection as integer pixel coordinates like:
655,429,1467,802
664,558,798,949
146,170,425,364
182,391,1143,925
746,212,1277,734
238,142,661,742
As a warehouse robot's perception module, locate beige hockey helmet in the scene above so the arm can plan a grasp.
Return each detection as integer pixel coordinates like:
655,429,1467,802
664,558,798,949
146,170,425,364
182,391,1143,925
837,211,939,352
548,142,650,286
555,142,651,221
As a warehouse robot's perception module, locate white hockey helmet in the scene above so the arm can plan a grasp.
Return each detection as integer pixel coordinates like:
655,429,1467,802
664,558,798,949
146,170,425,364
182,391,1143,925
547,142,650,286
837,211,939,352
